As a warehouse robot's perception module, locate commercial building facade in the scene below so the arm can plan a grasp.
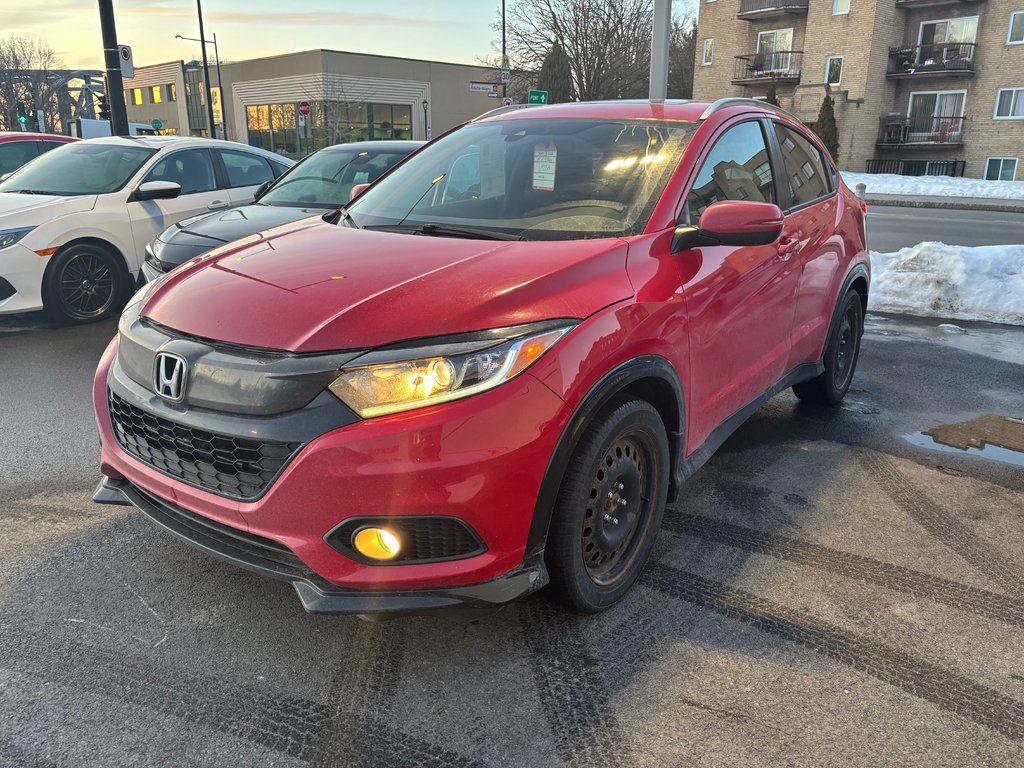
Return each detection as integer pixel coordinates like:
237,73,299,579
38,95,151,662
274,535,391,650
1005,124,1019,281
124,50,502,158
693,0,1024,179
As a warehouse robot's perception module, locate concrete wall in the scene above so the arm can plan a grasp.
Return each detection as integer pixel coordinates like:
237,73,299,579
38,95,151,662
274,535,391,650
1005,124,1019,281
123,61,189,135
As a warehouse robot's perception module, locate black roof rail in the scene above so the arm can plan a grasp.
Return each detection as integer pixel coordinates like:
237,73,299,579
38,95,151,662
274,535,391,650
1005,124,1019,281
699,97,799,121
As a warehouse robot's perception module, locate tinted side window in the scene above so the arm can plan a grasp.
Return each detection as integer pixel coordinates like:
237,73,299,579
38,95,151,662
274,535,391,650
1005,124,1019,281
686,121,774,223
145,149,216,194
40,141,67,154
219,150,274,188
270,160,290,178
0,141,40,175
773,124,830,207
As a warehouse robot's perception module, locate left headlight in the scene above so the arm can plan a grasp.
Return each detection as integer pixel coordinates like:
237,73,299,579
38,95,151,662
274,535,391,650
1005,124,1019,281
0,226,35,251
328,324,574,418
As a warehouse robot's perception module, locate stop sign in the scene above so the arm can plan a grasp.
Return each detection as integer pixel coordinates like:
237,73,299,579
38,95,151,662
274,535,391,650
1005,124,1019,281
298,101,311,116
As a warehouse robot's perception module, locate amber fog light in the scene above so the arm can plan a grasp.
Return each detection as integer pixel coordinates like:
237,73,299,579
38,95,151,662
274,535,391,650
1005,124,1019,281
352,527,402,560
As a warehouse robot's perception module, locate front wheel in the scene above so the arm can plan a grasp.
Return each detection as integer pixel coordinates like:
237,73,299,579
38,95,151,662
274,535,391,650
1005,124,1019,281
43,243,129,324
546,399,670,612
793,289,864,405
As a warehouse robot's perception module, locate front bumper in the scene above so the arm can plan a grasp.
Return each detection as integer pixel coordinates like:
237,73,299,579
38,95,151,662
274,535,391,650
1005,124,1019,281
0,242,46,315
93,333,572,611
94,476,547,617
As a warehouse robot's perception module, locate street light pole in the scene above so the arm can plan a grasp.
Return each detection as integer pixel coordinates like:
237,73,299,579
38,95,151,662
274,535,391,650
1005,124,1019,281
97,0,129,135
501,0,507,99
422,99,429,140
195,0,217,138
649,0,671,102
178,32,229,140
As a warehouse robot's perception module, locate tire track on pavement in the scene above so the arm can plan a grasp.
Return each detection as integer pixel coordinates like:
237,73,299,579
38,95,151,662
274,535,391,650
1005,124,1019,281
0,624,484,768
664,512,1024,627
860,451,1024,594
518,598,630,767
642,562,1024,740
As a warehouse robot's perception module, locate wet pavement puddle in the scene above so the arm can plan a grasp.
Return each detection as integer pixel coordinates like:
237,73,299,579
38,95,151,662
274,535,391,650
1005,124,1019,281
904,413,1024,467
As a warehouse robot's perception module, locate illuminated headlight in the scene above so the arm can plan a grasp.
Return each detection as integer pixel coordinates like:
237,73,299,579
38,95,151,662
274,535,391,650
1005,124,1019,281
0,226,35,251
328,325,574,418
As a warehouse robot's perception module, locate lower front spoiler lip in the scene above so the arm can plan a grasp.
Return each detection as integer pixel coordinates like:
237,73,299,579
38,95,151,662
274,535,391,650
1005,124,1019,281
93,476,548,619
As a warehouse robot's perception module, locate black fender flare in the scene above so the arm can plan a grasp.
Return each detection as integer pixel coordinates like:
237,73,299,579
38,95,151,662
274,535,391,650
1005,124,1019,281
831,263,870,339
525,355,685,557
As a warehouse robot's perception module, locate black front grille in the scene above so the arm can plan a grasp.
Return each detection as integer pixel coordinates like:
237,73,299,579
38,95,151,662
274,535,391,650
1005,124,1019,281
327,516,486,564
108,392,300,501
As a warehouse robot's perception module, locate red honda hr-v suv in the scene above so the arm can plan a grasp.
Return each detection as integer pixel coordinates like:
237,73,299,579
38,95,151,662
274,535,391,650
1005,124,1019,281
93,99,869,617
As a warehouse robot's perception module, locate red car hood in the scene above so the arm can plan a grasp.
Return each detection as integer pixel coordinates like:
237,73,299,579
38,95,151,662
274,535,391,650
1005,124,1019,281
141,217,633,353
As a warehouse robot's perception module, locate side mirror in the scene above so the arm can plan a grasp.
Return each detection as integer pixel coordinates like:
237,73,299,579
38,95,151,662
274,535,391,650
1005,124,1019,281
254,180,273,200
672,200,784,252
130,180,182,202
349,182,371,202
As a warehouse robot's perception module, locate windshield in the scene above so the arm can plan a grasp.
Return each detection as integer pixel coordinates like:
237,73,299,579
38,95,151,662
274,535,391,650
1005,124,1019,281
0,141,155,196
260,148,411,208
348,118,696,240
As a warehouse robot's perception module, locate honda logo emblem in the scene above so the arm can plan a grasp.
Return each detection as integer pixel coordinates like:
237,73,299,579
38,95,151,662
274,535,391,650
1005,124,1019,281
154,352,187,402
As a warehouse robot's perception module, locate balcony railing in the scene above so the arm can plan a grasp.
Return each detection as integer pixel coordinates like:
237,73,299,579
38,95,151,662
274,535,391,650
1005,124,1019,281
732,51,803,86
737,0,809,20
876,115,965,146
895,0,986,9
865,159,965,177
888,43,977,78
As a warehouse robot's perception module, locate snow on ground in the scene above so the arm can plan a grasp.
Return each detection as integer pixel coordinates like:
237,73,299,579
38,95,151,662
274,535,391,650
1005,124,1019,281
843,172,1024,200
869,242,1024,326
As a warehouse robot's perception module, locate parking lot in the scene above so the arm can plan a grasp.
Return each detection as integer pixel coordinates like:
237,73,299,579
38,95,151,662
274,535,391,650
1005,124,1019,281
1,310,1021,767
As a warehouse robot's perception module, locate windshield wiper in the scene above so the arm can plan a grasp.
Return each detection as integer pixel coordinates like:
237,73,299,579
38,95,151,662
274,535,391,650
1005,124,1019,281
324,206,359,228
365,223,524,241
6,189,56,195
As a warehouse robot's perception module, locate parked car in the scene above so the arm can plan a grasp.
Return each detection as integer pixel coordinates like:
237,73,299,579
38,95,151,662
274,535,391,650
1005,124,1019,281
0,132,77,177
141,140,421,283
0,136,292,323
93,99,869,618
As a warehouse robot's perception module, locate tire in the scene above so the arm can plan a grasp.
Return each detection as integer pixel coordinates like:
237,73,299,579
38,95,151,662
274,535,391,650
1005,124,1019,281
546,398,670,613
43,242,129,324
792,289,864,406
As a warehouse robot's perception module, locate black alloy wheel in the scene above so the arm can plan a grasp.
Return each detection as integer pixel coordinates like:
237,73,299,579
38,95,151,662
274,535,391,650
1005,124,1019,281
44,243,128,324
547,398,670,612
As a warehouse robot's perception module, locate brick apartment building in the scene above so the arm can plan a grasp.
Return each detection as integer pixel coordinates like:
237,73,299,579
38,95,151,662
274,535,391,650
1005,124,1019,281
692,0,1024,180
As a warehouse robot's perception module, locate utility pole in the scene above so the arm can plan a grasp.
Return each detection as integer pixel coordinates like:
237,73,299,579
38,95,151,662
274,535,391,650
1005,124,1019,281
98,0,129,135
501,0,507,99
196,0,217,138
649,0,671,102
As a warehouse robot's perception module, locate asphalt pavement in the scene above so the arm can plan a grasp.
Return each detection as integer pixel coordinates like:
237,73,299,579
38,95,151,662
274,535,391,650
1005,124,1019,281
1,313,1023,767
866,205,1024,252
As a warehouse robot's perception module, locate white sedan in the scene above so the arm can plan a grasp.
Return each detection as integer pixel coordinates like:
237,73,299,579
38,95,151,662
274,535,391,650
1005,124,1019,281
0,136,293,323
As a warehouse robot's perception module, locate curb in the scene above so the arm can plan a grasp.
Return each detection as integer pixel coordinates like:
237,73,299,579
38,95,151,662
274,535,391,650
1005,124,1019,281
863,195,1024,214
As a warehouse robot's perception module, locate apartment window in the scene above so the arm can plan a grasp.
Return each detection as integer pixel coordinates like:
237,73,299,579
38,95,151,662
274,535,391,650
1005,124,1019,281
782,136,796,152
825,56,843,87
757,28,794,72
995,88,1024,118
167,84,177,102
151,85,162,104
702,38,714,66
131,88,143,105
834,0,850,16
985,157,1018,181
908,90,966,139
1009,12,1024,44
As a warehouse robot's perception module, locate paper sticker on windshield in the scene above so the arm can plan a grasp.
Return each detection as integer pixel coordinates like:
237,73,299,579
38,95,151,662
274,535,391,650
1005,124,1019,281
532,143,557,191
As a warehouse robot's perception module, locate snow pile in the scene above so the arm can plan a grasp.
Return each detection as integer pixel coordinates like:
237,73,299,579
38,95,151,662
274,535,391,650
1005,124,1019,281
843,172,1024,200
869,242,1024,325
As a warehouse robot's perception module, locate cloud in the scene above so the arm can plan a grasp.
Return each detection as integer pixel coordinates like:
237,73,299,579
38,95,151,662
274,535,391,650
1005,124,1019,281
206,10,455,28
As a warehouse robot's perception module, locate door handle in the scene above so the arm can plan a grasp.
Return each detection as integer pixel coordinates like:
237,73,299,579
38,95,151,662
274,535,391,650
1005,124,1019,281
207,200,229,210
777,237,800,260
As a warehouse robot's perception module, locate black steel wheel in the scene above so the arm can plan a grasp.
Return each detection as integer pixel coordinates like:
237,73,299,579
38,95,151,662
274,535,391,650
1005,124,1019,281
546,398,670,612
43,243,128,324
793,289,864,405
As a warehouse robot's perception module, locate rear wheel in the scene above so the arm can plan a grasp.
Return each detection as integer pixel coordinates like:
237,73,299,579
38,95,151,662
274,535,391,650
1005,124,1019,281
793,289,863,405
43,243,129,324
546,399,670,612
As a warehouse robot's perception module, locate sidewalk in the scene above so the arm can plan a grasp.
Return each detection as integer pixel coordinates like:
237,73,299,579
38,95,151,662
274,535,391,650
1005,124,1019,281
863,193,1024,213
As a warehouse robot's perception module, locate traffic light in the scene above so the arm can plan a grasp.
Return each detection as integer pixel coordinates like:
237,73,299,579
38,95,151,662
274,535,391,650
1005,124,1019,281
16,102,28,126
98,95,111,121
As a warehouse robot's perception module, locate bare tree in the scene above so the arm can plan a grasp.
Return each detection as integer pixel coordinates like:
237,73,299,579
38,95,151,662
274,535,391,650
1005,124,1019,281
0,36,65,131
501,0,655,101
668,13,696,99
